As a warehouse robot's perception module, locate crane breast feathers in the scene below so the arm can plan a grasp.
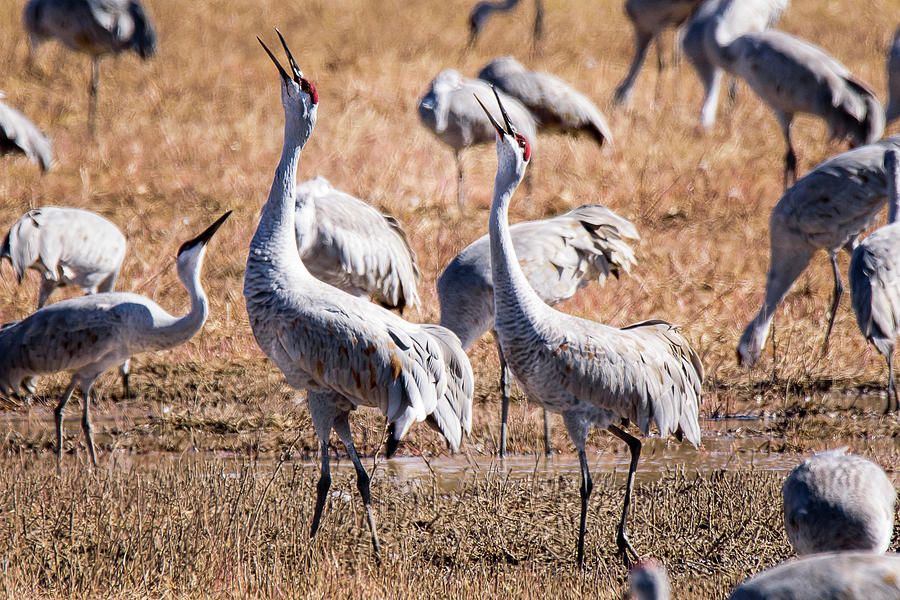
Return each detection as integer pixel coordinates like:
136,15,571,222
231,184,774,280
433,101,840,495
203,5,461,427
557,319,702,445
274,309,448,429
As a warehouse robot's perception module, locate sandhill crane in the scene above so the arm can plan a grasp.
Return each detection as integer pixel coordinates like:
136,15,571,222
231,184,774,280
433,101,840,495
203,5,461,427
0,211,230,468
24,0,158,136
467,0,544,51
0,93,52,172
849,149,900,413
681,0,788,129
294,176,420,312
418,68,537,211
712,29,884,188
1,207,126,309
627,553,900,600
887,27,900,124
613,0,705,106
737,135,900,369
438,204,638,456
244,31,473,557
2,206,130,397
476,88,702,566
783,448,896,554
477,56,614,149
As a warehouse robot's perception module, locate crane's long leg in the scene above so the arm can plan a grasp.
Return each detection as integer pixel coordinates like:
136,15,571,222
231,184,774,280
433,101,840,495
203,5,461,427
310,438,331,538
88,57,100,138
334,412,381,557
531,0,544,56
886,350,898,413
821,252,844,358
575,447,593,567
308,392,336,538
119,360,131,398
776,111,797,189
497,338,511,458
608,424,641,567
455,149,465,212
79,378,98,468
54,378,79,471
37,278,58,309
614,32,652,106
542,410,551,456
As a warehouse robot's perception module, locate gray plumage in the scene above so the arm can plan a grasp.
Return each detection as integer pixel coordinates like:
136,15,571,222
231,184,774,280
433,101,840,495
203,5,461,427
477,89,701,566
0,211,230,468
294,175,420,312
715,29,885,187
681,0,788,129
729,553,900,600
244,32,473,558
418,68,538,211
1,207,126,309
783,449,896,555
613,0,705,105
477,56,613,149
887,26,900,124
24,0,157,135
438,203,638,455
849,148,900,412
627,552,900,600
0,94,52,172
627,558,671,600
467,0,544,50
737,135,900,368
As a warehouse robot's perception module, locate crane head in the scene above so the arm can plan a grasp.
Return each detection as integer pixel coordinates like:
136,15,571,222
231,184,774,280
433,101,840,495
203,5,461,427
177,211,233,258
258,29,319,106
474,86,531,162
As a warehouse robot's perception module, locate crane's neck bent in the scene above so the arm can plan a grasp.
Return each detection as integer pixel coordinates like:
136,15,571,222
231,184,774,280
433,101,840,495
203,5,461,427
150,254,210,351
489,165,546,323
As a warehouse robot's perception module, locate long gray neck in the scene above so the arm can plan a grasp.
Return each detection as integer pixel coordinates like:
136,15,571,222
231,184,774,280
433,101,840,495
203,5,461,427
246,108,312,283
153,260,209,349
489,163,546,325
887,149,900,224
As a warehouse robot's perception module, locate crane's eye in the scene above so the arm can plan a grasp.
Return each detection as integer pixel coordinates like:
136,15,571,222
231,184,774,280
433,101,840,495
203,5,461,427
300,78,319,105
515,133,531,162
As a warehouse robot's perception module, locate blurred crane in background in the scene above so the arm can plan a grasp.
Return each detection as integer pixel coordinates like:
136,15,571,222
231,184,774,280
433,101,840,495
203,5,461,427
24,0,158,136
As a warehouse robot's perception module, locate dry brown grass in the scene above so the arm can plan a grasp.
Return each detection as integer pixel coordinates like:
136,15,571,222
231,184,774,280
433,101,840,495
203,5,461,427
0,0,899,596
3,453,893,600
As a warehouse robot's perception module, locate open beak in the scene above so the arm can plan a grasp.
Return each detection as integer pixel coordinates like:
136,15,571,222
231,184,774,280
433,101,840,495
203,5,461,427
258,28,303,83
474,93,505,137
474,85,517,137
177,211,233,256
492,85,515,134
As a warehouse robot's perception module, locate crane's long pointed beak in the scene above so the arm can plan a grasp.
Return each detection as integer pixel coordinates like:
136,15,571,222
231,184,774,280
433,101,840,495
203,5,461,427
274,28,303,80
474,94,505,136
178,211,233,256
491,86,515,134
259,36,291,83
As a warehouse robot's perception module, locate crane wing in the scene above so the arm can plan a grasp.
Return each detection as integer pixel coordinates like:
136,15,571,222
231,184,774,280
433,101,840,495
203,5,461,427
550,317,702,445
296,177,421,311
419,324,474,450
0,101,52,172
273,298,457,441
850,227,900,355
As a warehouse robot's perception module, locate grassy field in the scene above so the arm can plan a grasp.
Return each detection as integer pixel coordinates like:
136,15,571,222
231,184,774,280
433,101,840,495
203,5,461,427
0,0,899,597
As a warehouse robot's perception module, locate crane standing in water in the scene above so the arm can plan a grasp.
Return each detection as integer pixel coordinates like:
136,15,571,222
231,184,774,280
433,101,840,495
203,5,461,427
244,31,473,558
477,87,701,566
